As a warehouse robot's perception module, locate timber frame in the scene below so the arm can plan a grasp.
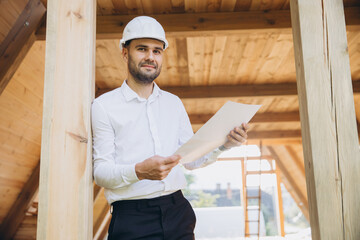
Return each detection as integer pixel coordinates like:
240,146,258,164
0,0,359,239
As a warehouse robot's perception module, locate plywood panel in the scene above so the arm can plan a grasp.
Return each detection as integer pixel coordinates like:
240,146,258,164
0,146,39,165
187,37,206,85
93,29,360,89
96,39,128,89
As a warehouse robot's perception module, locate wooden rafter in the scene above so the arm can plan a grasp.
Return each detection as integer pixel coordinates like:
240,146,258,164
248,130,301,139
267,146,309,220
93,203,110,238
275,164,285,237
218,156,273,161
0,162,40,240
96,80,360,99
0,0,46,95
191,128,302,142
95,214,111,240
190,111,300,124
285,146,305,177
36,7,360,40
93,187,110,240
93,183,102,202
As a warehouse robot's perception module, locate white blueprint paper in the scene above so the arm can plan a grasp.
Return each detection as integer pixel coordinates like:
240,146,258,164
175,101,261,164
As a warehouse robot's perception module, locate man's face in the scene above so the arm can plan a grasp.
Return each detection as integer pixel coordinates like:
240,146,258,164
124,38,164,84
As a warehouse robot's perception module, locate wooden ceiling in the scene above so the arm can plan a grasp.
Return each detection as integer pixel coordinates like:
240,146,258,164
0,0,359,239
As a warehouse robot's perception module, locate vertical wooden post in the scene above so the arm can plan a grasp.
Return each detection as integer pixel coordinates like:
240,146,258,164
240,159,249,236
274,163,285,237
290,0,360,239
37,0,96,239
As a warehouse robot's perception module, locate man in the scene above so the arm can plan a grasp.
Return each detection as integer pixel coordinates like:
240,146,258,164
92,16,249,240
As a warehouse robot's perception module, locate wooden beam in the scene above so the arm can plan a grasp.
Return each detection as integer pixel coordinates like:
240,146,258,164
93,202,110,238
248,130,301,139
267,147,309,220
96,80,360,99
0,162,40,240
95,214,111,240
93,183,102,202
275,162,285,237
240,159,249,236
97,82,298,98
0,0,45,95
192,128,302,141
36,7,360,40
190,111,300,124
218,156,273,161
246,170,276,175
290,0,360,239
36,0,96,238
247,138,302,145
357,120,360,142
285,146,305,177
193,125,302,143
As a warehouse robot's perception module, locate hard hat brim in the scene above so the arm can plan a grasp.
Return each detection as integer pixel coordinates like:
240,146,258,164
119,37,168,51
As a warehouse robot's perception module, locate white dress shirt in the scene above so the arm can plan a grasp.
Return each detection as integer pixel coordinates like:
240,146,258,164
92,80,222,204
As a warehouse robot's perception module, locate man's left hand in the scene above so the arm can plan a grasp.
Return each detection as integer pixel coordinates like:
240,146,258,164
223,123,249,149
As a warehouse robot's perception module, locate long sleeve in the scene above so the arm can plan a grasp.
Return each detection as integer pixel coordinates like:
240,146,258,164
92,100,139,189
177,100,222,170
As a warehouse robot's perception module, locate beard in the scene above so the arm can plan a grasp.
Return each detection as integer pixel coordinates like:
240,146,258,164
128,54,162,85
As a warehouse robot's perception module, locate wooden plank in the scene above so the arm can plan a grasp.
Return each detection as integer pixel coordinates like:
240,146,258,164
96,80,360,99
240,159,249,236
0,1,28,42
246,170,275,174
93,183,102,202
220,0,237,11
36,0,96,238
0,0,45,95
358,120,360,142
95,213,111,240
290,0,360,239
218,156,273,161
248,130,301,139
275,162,285,237
189,111,300,124
280,170,309,219
193,124,302,142
35,7,360,40
0,162,39,240
285,146,305,177
12,215,37,240
93,202,110,238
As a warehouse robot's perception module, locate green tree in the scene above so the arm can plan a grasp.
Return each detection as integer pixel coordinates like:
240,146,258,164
191,190,220,208
182,172,196,197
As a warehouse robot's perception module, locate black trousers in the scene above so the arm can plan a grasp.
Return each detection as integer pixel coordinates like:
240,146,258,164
108,190,196,240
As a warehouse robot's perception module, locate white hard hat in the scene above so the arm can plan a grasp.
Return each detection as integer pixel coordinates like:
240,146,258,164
119,16,168,50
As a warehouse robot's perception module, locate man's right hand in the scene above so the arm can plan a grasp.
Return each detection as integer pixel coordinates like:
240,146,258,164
135,155,181,180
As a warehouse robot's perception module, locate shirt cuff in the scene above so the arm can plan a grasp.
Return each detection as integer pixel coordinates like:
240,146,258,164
121,163,140,183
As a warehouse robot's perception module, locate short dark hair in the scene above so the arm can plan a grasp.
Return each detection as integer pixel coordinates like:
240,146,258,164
123,40,132,49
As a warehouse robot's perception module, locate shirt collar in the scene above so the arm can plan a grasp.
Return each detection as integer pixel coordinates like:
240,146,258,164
121,80,161,102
